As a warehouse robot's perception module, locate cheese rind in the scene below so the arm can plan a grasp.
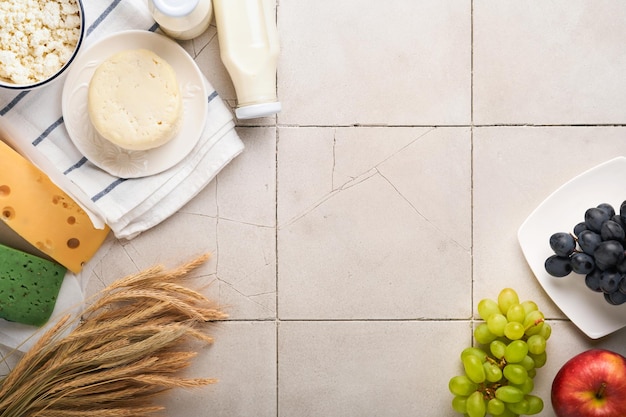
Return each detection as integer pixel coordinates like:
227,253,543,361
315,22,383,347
0,244,66,327
87,48,183,151
0,140,110,273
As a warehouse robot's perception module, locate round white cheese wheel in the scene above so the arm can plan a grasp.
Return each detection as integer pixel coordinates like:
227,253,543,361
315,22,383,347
87,49,182,151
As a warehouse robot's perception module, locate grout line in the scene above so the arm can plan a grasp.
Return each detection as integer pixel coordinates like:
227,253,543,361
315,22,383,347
274,4,281,416
216,317,477,322
223,318,478,323
470,0,476,345
274,127,280,318
273,123,626,129
220,317,571,322
274,125,280,417
225,318,479,322
274,318,476,322
470,0,475,126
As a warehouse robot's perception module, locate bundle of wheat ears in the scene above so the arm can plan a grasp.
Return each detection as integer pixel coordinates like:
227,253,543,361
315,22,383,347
0,253,226,417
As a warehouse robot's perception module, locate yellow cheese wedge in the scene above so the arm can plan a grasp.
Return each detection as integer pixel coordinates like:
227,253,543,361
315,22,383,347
0,140,109,273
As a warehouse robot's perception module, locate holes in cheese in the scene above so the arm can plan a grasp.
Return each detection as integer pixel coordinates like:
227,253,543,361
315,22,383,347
0,244,67,327
67,238,80,249
0,140,110,273
36,240,54,252
2,206,15,220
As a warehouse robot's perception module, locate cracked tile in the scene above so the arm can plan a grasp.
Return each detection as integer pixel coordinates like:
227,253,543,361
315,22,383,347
176,23,218,59
83,236,145,298
332,127,429,190
189,24,234,103
192,126,278,320
277,127,335,227
180,180,218,218
84,126,276,323
214,218,276,319
278,127,449,227
82,210,218,303
377,127,471,250
114,211,217,274
278,133,471,319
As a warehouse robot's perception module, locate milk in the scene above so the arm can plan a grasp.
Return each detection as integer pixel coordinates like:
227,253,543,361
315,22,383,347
150,0,213,41
213,0,281,119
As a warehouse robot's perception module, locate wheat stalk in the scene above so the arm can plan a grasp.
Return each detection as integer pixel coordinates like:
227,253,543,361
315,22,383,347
0,253,226,417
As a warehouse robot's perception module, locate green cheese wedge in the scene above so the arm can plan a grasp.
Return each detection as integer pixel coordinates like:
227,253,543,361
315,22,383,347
0,244,67,327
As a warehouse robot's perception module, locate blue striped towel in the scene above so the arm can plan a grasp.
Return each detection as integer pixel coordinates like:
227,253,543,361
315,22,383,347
0,0,244,240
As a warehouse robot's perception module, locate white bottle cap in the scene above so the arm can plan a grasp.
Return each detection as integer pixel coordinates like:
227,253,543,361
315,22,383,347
235,101,282,120
152,0,199,17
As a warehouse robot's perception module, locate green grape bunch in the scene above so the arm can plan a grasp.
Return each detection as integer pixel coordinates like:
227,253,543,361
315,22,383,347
448,288,551,417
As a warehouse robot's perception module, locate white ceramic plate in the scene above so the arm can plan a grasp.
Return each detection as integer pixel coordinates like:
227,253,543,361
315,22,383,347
62,30,207,178
518,157,626,339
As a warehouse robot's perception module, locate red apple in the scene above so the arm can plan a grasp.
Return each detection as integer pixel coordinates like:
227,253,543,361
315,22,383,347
552,349,626,417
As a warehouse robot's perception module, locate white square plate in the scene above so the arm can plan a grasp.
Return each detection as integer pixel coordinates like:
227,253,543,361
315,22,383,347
518,157,626,339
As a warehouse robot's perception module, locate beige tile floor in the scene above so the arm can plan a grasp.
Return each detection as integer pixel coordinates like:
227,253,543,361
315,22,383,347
86,1,626,416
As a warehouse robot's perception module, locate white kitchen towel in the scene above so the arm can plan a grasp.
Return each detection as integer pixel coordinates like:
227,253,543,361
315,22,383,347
0,0,244,239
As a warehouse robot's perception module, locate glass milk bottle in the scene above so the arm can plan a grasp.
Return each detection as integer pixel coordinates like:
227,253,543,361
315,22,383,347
213,0,281,119
149,0,213,41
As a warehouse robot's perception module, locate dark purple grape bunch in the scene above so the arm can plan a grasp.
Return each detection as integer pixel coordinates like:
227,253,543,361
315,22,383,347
544,201,626,305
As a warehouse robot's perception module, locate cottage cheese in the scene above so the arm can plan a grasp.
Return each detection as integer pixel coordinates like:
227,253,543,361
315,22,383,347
0,0,81,85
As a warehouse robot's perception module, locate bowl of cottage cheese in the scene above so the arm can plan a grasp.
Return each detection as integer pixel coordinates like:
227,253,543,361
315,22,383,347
0,0,84,90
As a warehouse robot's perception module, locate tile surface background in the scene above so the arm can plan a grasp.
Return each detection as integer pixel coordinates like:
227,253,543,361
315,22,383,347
81,1,626,416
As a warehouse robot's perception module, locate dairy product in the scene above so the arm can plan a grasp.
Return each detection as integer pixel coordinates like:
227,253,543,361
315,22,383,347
213,0,281,119
0,0,82,85
0,140,110,273
88,49,182,151
150,0,213,41
0,244,66,327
